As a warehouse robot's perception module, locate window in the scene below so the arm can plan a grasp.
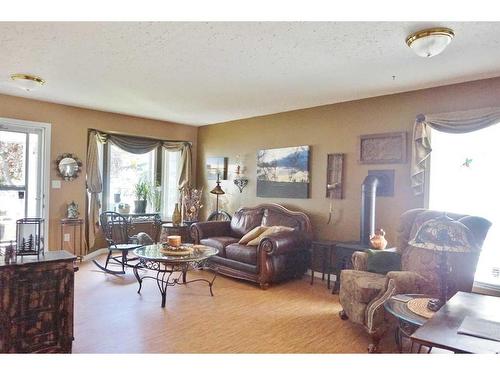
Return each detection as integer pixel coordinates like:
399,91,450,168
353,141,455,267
428,125,500,288
101,137,181,220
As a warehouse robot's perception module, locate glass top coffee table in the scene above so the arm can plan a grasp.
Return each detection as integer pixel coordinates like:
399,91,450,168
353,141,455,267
133,244,218,308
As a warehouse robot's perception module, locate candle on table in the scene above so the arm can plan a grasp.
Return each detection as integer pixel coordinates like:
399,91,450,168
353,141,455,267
167,235,182,247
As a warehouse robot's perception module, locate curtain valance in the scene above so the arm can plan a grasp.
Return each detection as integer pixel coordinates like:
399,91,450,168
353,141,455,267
411,107,500,195
90,130,192,190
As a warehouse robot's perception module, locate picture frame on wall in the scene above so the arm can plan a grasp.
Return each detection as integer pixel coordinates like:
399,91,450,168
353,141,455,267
358,131,407,164
206,157,228,180
256,145,310,199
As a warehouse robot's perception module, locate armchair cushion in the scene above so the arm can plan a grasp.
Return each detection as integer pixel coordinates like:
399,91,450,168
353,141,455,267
385,270,429,294
366,249,401,275
340,270,387,304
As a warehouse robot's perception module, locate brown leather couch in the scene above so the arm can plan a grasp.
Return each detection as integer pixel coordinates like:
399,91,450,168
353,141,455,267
190,203,312,289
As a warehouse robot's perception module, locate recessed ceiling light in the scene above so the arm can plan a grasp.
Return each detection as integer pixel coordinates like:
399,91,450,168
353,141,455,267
10,73,46,91
406,27,455,58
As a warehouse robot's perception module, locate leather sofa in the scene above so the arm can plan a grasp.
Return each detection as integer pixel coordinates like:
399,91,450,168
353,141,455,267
190,203,312,289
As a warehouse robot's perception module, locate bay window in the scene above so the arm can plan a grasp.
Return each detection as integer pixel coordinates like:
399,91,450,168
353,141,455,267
100,135,181,220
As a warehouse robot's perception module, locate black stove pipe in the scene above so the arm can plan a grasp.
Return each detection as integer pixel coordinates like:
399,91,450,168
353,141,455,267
360,175,380,246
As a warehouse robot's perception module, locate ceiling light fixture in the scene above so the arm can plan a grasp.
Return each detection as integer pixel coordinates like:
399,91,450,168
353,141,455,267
406,27,455,58
10,73,46,91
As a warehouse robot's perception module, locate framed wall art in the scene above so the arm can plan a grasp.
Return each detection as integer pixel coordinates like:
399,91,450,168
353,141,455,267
206,157,228,180
358,132,407,164
256,145,310,199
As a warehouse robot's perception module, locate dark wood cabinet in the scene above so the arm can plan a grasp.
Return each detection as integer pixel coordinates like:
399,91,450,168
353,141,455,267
0,251,76,353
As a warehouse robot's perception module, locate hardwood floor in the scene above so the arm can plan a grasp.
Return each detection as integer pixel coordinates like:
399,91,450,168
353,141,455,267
72,256,397,353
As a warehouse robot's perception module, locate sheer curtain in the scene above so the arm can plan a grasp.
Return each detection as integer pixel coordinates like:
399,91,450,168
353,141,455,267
429,126,500,287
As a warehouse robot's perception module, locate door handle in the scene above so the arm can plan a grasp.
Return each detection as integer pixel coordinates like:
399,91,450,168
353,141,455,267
18,191,25,199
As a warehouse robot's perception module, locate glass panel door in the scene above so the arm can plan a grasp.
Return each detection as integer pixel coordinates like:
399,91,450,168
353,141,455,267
0,125,43,247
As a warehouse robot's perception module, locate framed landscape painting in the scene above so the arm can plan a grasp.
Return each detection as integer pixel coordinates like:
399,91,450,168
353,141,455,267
206,157,228,180
257,145,310,198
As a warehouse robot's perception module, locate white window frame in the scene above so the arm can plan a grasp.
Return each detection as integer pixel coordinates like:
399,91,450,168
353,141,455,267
0,117,51,242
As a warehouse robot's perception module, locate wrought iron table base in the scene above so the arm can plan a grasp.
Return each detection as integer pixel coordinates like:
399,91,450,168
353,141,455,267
133,259,217,308
395,319,432,353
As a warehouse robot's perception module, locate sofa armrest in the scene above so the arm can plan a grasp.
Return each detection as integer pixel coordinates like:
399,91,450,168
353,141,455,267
259,230,310,256
190,221,232,243
352,251,368,271
385,271,428,294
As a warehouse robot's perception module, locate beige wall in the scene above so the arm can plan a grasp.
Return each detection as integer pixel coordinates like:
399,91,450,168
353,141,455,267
197,77,500,246
0,94,198,250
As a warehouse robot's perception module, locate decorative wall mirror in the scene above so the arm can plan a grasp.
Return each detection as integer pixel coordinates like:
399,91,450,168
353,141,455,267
56,153,82,181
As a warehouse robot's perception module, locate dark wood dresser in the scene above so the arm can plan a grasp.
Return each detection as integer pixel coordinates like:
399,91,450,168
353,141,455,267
0,251,76,353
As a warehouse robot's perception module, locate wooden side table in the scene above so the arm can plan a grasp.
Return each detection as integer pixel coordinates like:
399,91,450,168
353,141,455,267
160,223,192,243
310,240,337,289
60,218,85,261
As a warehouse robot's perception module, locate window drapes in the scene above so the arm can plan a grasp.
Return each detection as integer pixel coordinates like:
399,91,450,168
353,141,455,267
86,130,192,249
411,107,500,195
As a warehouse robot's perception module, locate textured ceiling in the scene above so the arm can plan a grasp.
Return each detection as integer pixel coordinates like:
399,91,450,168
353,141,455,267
0,22,500,126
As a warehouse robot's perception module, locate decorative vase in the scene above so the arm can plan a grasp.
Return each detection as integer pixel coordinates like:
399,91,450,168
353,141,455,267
370,228,388,250
134,200,147,214
172,203,181,226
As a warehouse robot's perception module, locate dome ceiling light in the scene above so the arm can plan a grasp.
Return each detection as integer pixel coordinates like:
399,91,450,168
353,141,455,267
406,27,455,58
10,73,46,91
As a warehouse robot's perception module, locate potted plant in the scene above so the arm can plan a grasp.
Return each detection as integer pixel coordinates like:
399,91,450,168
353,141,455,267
134,180,150,213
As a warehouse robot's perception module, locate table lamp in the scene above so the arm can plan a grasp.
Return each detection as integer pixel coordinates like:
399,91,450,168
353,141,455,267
408,214,479,311
210,173,225,216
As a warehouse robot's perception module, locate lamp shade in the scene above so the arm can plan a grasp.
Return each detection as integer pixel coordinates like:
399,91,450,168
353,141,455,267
210,184,225,195
406,28,454,58
408,214,478,253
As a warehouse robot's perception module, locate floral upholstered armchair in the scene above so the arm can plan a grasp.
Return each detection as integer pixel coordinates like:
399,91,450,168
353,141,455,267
338,208,491,353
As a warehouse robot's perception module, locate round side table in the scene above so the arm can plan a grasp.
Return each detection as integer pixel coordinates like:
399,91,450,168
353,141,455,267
384,294,432,353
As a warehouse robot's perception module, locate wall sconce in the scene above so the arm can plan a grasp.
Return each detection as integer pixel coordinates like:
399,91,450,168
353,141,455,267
233,154,248,193
233,177,249,193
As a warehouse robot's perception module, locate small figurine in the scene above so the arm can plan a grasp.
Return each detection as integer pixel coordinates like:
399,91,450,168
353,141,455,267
370,228,388,250
67,201,79,219
4,242,16,264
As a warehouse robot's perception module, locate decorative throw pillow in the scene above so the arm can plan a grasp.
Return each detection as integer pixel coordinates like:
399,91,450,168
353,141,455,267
366,249,401,275
246,226,294,246
238,226,269,244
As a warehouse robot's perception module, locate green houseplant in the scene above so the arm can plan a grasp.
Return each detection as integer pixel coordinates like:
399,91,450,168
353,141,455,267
134,180,150,213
